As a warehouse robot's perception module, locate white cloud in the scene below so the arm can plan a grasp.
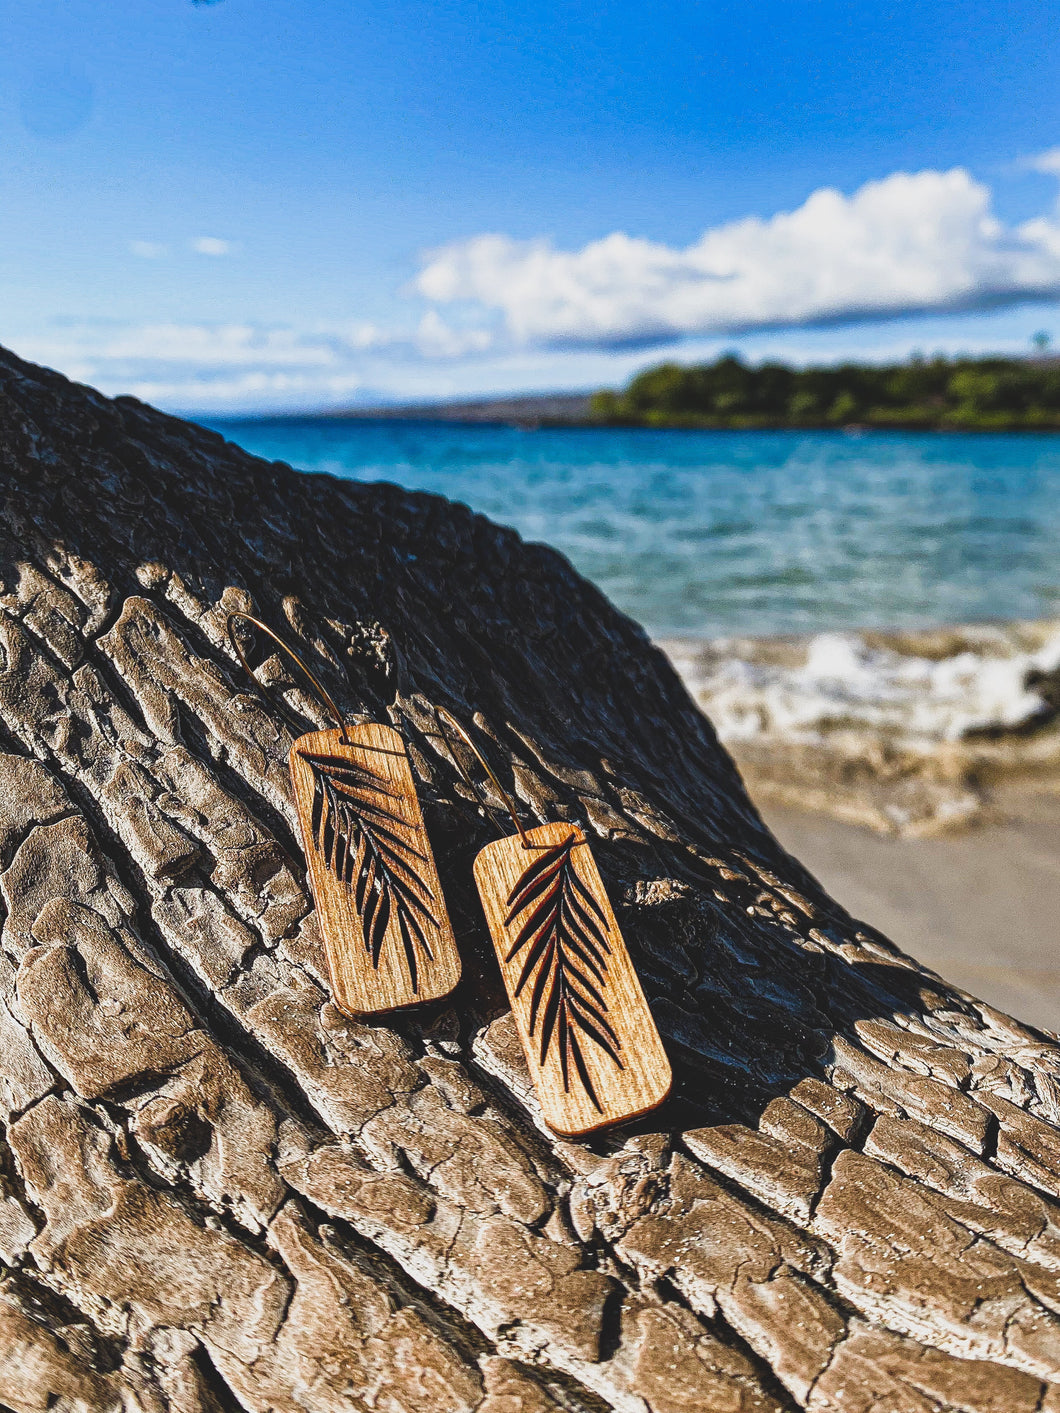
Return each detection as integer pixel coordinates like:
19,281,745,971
129,240,168,259
9,315,508,413
24,322,339,368
1025,147,1060,177
415,167,1060,348
191,236,233,256
15,158,1060,412
414,310,495,358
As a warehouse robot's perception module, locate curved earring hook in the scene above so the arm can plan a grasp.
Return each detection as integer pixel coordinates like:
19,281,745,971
433,706,533,848
226,611,351,746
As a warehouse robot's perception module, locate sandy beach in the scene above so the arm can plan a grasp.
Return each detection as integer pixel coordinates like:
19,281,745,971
659,623,1060,1035
761,785,1060,1035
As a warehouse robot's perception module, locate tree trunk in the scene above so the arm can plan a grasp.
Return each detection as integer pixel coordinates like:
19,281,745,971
2,344,1060,1413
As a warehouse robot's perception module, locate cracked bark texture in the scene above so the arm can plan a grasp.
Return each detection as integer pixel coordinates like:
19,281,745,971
2,345,1060,1413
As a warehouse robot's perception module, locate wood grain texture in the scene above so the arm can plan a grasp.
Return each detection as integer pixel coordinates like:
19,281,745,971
290,723,460,1014
473,822,671,1136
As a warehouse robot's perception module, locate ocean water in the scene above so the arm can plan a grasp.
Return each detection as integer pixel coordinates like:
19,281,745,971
206,419,1060,639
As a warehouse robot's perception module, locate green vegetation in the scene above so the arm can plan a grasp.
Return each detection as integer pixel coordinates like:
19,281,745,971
590,354,1060,431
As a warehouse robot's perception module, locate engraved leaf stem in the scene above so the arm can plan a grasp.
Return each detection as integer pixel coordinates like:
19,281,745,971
302,750,437,991
504,836,623,1111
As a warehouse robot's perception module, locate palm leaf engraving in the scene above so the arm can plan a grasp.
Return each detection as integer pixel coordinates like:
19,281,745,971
300,750,437,991
504,836,623,1111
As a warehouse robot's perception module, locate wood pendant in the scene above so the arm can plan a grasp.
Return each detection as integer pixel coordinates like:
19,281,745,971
289,723,460,1015
473,821,671,1137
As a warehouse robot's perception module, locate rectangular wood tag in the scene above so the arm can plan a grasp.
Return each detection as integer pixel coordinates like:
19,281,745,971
290,723,460,1015
473,821,671,1137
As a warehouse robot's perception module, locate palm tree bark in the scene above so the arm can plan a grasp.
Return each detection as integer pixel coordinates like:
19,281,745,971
2,344,1060,1412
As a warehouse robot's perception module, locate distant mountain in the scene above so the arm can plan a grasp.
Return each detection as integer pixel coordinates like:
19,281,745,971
321,391,596,425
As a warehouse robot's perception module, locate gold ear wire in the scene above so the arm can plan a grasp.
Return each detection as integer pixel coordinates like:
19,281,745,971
433,705,533,848
226,611,352,745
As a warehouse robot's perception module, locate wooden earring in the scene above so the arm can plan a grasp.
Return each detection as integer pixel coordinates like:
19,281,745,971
228,614,460,1015
435,708,671,1138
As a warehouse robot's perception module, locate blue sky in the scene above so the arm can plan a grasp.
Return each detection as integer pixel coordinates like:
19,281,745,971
4,0,1060,412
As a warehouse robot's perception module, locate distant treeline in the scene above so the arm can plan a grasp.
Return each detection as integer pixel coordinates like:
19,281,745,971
590,354,1060,430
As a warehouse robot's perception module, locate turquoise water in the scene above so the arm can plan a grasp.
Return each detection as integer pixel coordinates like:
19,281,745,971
206,419,1060,638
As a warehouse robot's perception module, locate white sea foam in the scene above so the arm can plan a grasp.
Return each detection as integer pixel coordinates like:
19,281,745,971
666,622,1060,750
